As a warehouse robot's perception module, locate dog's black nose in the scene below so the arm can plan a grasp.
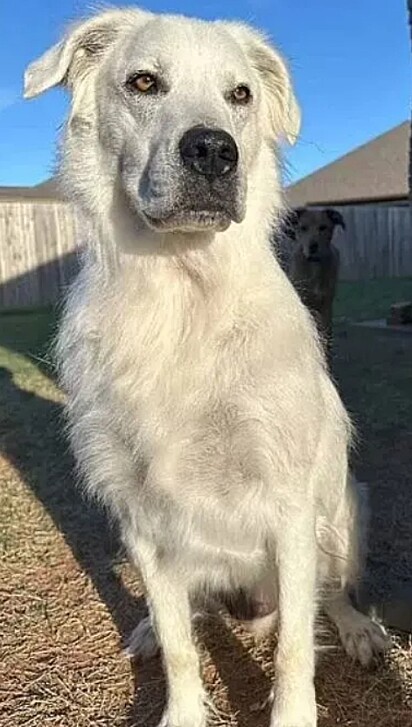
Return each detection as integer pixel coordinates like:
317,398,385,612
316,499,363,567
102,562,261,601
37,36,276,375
309,242,318,255
179,127,238,181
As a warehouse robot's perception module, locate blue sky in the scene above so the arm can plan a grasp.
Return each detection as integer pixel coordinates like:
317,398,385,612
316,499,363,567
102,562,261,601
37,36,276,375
0,0,409,187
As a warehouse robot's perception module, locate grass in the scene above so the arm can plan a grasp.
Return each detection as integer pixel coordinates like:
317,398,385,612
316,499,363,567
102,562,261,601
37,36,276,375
0,307,58,383
0,306,58,351
334,277,412,322
333,326,412,434
0,282,411,726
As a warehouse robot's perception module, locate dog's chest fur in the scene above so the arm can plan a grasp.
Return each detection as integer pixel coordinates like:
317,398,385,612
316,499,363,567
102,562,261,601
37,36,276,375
62,248,327,586
92,256,316,443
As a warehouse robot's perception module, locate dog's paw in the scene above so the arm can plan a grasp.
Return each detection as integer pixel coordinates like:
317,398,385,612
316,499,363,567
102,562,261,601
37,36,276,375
338,612,389,667
124,616,160,660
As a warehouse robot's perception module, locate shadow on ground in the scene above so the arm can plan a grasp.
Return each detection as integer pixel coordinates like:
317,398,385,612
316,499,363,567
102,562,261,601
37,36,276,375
0,366,145,641
1,318,411,725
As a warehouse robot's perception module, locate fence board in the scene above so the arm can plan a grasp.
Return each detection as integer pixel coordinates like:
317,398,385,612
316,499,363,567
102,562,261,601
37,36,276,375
313,203,412,281
0,201,81,307
0,200,411,308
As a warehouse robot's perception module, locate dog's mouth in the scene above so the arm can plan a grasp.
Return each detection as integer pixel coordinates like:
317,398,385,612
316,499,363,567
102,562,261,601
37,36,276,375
143,209,233,233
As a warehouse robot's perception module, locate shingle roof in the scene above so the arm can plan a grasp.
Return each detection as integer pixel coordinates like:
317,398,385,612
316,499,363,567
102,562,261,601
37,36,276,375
0,178,62,201
285,121,410,207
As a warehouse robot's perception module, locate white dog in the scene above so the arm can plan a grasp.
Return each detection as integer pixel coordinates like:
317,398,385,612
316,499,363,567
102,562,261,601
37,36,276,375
25,8,387,727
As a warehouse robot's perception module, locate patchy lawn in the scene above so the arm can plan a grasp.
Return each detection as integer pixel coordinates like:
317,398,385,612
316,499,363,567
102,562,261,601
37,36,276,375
1,286,411,726
334,277,412,322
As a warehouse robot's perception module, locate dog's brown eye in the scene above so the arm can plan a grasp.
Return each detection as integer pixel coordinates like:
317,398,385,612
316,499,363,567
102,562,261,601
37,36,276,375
231,85,251,104
126,72,157,94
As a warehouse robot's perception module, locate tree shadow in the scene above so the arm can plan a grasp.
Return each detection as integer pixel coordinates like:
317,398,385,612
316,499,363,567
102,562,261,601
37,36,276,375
0,365,144,641
0,252,79,308
332,325,412,613
127,656,167,727
200,617,273,727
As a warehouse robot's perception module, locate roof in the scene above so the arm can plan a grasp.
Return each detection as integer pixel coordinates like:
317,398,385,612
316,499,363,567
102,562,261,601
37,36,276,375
1,122,410,206
0,177,63,202
32,178,62,199
286,121,410,207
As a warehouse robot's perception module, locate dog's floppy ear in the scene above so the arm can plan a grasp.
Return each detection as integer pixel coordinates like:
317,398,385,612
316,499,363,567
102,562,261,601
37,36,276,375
288,206,306,227
294,207,306,221
325,208,346,230
282,207,305,239
223,23,301,144
24,9,149,98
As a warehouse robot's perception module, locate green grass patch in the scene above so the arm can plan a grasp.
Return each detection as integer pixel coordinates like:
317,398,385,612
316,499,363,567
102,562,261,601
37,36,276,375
334,278,412,322
0,308,57,379
333,327,412,434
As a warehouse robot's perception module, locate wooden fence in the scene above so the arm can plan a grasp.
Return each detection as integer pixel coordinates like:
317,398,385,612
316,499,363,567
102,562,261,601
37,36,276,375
331,203,412,280
0,201,80,308
0,200,411,308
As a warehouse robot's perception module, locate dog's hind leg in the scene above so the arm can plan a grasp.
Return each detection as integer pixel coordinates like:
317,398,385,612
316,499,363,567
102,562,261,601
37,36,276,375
325,589,388,666
324,477,389,666
126,536,206,727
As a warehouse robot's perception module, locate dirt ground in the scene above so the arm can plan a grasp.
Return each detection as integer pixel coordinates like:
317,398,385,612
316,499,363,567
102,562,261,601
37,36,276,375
0,320,411,727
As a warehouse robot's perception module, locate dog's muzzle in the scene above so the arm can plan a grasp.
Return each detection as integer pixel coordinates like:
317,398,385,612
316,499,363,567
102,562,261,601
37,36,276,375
307,242,321,263
141,127,244,232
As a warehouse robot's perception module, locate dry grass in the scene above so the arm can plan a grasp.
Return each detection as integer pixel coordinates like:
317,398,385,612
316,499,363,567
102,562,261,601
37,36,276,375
0,311,411,726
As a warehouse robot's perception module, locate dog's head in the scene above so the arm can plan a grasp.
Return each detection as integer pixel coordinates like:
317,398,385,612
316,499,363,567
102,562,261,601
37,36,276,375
24,8,300,237
290,207,345,262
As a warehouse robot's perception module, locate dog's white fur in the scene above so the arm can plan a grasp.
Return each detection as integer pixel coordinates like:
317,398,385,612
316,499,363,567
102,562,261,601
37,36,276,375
25,8,387,727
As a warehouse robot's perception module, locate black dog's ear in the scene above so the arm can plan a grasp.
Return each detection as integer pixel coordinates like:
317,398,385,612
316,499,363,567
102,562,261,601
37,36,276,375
283,207,304,239
286,206,306,227
282,207,306,240
294,207,306,221
325,208,346,229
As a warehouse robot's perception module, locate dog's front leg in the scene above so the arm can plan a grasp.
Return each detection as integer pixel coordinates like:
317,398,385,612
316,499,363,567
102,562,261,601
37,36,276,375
271,508,317,727
127,536,206,727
